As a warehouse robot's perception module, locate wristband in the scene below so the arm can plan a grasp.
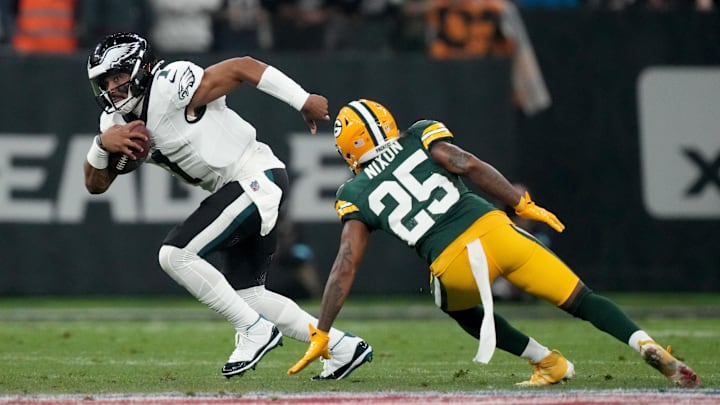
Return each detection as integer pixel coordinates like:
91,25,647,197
257,66,310,111
95,134,106,150
86,135,109,170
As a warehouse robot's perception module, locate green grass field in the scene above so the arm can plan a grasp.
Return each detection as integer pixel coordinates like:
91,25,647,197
0,294,717,396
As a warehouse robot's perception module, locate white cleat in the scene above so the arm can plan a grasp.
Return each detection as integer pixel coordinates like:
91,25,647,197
313,334,373,380
222,317,283,378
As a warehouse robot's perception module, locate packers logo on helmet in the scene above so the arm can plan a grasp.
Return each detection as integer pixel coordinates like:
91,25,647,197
334,99,399,174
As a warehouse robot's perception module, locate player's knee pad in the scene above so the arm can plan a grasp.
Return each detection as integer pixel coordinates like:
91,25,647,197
158,244,196,275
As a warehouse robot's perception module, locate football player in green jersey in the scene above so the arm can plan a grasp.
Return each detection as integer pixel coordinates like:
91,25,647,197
288,99,700,388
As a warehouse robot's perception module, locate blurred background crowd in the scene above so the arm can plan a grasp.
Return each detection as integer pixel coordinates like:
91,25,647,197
1,0,718,57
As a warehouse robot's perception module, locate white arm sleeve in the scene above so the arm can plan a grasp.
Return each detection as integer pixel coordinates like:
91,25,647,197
256,66,310,111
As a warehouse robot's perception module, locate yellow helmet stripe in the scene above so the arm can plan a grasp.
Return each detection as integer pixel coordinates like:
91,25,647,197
421,122,453,149
348,100,385,147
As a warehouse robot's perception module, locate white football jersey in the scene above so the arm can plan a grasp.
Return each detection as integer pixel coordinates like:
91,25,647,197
99,60,285,192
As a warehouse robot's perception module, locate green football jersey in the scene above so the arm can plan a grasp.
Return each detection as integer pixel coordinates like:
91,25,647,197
334,119,498,264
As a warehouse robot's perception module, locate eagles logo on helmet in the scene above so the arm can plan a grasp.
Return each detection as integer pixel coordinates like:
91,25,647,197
87,33,162,114
334,99,399,174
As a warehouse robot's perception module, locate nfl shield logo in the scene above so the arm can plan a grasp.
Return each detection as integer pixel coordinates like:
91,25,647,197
250,180,260,191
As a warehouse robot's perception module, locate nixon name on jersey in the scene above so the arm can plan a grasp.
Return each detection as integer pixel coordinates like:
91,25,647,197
363,140,404,179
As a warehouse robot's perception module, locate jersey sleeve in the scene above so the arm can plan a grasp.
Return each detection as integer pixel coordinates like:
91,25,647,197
151,61,205,110
408,119,454,150
334,199,361,222
333,182,362,223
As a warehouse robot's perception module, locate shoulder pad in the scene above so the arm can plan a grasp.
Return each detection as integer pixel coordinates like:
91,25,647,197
152,61,204,109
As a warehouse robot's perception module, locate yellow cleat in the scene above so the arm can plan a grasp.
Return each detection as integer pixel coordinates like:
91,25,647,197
639,340,701,388
515,350,575,387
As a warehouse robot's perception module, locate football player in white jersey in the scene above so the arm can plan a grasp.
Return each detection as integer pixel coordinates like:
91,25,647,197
82,33,373,380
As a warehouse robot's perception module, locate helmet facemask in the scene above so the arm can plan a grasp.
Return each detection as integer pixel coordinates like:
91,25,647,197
90,69,144,114
334,99,399,174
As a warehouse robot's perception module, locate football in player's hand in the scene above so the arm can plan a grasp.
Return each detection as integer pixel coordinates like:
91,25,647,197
109,124,151,174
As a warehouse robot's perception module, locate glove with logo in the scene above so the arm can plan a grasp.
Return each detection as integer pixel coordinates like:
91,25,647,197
514,191,565,233
287,323,331,375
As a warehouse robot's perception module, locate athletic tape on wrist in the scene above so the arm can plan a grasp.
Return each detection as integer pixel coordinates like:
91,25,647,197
86,136,109,170
257,66,310,111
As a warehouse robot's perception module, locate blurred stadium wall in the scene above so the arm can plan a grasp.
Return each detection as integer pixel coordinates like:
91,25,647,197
0,11,717,295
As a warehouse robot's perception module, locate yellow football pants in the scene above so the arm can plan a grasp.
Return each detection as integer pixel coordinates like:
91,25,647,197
430,210,580,312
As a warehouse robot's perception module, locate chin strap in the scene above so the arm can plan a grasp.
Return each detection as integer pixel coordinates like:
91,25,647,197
116,94,143,115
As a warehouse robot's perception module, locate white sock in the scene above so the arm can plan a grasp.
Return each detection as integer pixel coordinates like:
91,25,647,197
520,337,552,363
158,245,259,329
628,330,653,352
236,285,346,344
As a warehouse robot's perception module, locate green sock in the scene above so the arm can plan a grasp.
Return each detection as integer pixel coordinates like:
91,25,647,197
445,306,530,356
566,286,640,343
